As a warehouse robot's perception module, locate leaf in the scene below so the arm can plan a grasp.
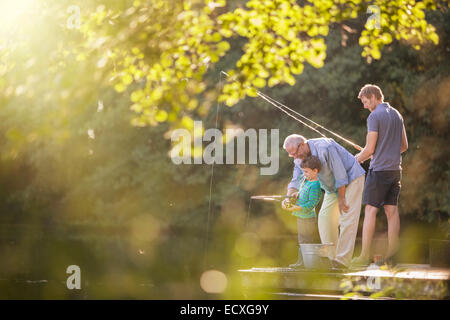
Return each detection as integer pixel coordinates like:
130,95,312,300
114,83,126,93
429,32,439,45
155,110,168,122
252,77,266,88
217,41,230,52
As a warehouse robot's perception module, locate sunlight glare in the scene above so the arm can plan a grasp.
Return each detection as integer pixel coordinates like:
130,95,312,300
0,0,36,28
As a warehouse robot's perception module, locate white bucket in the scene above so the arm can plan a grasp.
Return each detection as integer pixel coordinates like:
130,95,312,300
300,243,334,269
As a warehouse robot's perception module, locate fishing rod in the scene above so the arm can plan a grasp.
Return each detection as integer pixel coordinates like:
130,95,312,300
246,194,299,229
258,91,363,151
220,71,363,151
250,195,297,202
250,194,300,208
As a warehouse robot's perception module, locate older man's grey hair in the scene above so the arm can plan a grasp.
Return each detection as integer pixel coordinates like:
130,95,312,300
283,134,306,150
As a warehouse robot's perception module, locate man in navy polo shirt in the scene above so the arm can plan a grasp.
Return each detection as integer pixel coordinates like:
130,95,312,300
352,84,408,266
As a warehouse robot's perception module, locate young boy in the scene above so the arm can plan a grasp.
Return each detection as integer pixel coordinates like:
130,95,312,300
284,155,322,268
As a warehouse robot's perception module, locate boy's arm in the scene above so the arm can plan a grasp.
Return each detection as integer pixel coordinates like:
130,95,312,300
327,146,350,213
287,183,321,213
299,183,322,209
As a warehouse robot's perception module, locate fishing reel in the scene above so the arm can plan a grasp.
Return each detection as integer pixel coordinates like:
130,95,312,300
250,194,299,209
283,195,299,209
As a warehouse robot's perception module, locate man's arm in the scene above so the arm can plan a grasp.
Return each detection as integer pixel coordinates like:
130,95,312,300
283,187,300,209
287,187,298,197
285,182,322,213
327,146,350,213
401,123,408,153
287,161,303,192
356,131,378,163
337,186,349,213
283,163,303,209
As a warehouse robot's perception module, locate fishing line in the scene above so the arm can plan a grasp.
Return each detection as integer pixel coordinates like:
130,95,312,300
258,91,362,151
204,71,223,269
245,197,253,229
221,71,362,151
256,90,327,139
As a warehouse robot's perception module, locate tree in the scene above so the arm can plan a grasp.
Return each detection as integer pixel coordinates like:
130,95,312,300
75,0,443,126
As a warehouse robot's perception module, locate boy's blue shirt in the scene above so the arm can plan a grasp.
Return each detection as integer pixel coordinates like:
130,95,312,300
293,179,322,219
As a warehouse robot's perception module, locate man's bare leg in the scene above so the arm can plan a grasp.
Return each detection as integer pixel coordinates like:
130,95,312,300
383,205,400,258
358,205,379,260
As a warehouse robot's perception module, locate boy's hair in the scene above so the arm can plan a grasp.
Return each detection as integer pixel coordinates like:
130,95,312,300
358,84,384,101
300,155,321,172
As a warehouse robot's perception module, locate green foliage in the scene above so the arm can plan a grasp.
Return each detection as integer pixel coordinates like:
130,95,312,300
72,0,444,125
0,0,448,298
341,265,448,299
77,0,230,127
2,1,441,127
0,0,447,229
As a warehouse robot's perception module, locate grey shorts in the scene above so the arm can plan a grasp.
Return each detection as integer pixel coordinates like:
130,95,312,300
362,169,401,208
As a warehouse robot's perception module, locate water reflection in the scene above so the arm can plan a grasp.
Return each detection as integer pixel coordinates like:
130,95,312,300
0,224,218,299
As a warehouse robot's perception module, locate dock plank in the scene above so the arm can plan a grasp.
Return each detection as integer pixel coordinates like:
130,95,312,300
238,264,450,299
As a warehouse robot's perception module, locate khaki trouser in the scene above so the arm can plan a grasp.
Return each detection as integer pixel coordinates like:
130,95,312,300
317,175,365,266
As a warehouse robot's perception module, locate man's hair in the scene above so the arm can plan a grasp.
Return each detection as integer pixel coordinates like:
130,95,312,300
300,155,322,172
358,84,384,101
283,134,306,150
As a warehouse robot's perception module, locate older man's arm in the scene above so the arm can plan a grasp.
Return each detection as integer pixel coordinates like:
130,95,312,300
287,187,298,197
281,188,299,208
283,163,303,209
328,146,351,213
337,186,349,213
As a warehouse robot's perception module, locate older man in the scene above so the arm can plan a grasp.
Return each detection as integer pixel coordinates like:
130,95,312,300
352,84,408,266
282,135,365,268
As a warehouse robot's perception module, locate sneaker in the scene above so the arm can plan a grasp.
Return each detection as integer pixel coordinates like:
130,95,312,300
289,262,304,269
351,256,370,267
330,259,348,270
375,255,396,267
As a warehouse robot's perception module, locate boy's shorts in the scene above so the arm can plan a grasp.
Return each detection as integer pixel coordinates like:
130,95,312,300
297,217,320,244
363,169,401,208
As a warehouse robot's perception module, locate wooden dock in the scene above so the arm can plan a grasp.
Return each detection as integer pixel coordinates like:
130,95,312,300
238,264,450,299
